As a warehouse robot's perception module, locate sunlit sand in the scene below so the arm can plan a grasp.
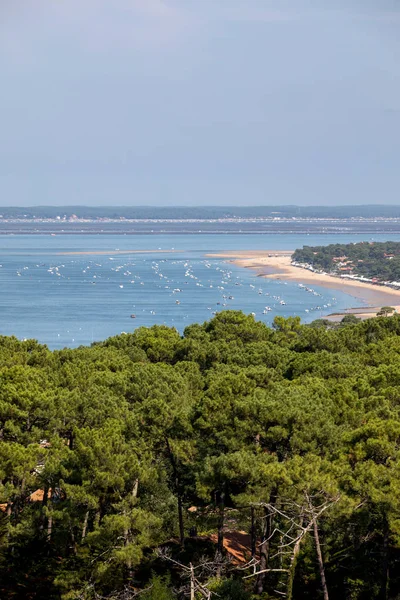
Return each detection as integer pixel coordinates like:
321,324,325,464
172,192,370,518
208,250,400,318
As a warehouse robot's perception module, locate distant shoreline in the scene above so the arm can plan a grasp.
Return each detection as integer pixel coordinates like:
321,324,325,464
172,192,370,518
208,250,400,318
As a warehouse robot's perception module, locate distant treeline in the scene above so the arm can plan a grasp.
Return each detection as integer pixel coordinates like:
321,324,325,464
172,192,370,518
2,311,400,599
293,240,400,282
3,205,400,220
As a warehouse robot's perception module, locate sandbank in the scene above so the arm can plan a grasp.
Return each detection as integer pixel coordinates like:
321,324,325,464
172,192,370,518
57,249,176,256
208,251,400,318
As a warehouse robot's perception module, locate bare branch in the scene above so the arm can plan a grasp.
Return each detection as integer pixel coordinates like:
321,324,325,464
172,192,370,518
243,568,289,580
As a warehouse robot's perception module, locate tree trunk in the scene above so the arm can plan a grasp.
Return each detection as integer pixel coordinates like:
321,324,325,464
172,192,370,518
40,485,49,532
81,510,89,540
70,525,77,555
177,493,185,547
254,504,273,595
250,506,256,559
94,506,101,529
47,513,53,541
379,528,389,600
47,501,53,542
286,516,304,600
217,489,225,555
215,488,225,578
123,481,139,580
124,510,133,577
132,478,139,500
6,502,12,542
165,438,185,546
190,563,195,600
313,517,329,600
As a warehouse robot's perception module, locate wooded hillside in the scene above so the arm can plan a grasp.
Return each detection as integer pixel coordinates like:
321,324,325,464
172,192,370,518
293,241,400,282
1,311,400,599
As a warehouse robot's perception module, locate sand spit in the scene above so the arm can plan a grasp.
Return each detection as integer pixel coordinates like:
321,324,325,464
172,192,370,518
208,251,400,318
57,249,176,256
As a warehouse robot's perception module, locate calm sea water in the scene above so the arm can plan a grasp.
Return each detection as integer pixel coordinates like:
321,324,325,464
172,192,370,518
1,232,400,349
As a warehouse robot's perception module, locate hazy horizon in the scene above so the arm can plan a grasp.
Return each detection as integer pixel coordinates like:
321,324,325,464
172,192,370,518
3,202,400,209
3,203,400,209
1,1,400,207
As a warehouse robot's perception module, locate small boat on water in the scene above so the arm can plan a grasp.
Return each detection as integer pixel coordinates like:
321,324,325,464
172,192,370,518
130,314,136,318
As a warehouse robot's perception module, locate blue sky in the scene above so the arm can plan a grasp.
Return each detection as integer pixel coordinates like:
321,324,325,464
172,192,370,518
1,0,399,206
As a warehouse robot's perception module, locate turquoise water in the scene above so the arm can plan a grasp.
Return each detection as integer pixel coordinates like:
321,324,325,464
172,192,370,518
1,232,400,349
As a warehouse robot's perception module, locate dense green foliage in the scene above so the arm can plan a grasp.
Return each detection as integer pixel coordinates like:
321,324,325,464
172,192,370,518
2,311,400,599
293,241,400,282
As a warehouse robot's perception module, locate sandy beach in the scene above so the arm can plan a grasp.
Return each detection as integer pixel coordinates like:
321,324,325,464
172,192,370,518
208,251,400,318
